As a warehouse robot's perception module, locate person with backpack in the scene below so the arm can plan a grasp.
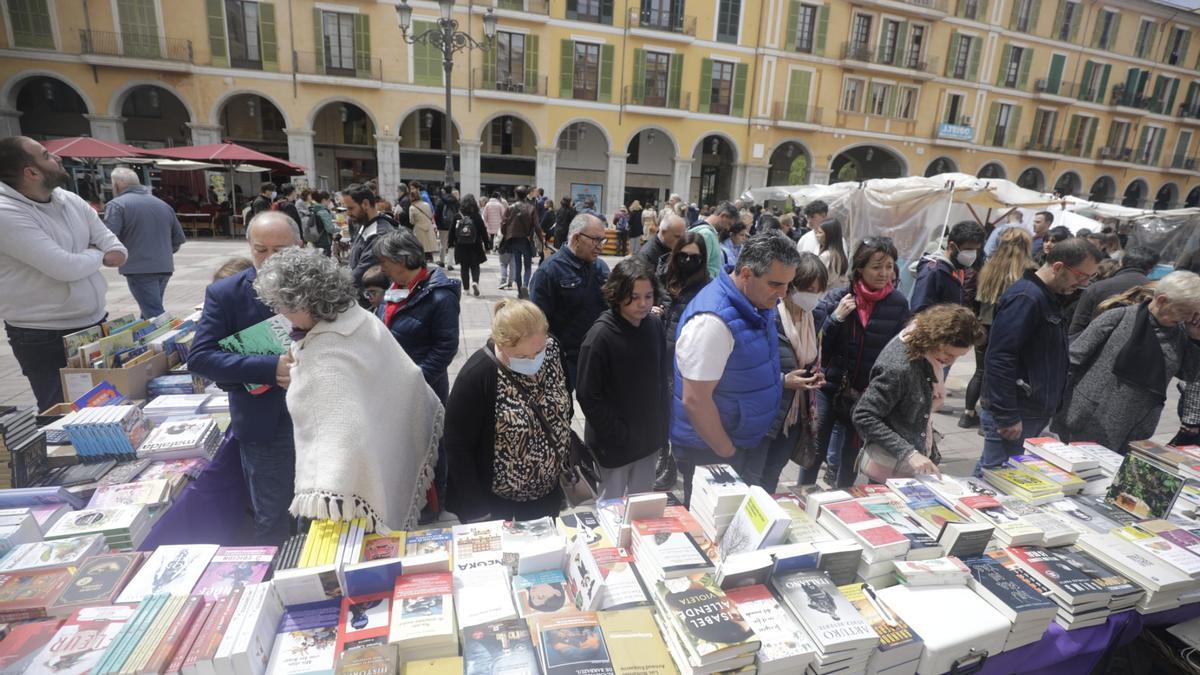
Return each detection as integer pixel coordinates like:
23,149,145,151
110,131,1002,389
272,184,303,235
309,191,338,257
249,182,274,219
436,186,459,271
452,194,488,297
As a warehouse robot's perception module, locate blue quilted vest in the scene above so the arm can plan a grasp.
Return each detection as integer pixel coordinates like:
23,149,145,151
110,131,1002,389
670,271,782,450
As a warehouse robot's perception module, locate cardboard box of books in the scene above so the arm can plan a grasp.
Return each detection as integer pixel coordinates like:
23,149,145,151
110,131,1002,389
59,351,169,404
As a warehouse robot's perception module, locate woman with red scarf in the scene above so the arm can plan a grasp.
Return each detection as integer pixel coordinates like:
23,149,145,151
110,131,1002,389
800,237,911,488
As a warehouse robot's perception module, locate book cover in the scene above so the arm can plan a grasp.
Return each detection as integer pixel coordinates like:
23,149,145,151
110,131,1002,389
1005,547,1106,601
566,536,605,611
115,544,218,604
1105,454,1184,519
0,536,104,572
0,619,62,673
592,547,650,610
513,569,571,617
530,611,614,675
771,570,876,651
388,572,455,644
631,518,712,574
462,618,539,675
823,501,909,548
335,643,397,675
718,487,789,559
72,381,126,410
49,553,143,614
961,555,1056,618
191,545,277,599
26,604,135,675
556,509,612,549
217,315,293,394
725,583,816,666
43,505,145,540
362,534,405,561
838,582,923,656
595,608,676,675
0,566,75,621
653,573,759,663
402,657,463,675
334,592,392,658
265,598,341,675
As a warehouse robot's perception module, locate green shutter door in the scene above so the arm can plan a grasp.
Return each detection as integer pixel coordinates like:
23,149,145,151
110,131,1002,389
1066,115,1081,149
482,41,497,88
206,0,227,66
600,0,614,24
1181,31,1192,65
732,62,748,117
524,35,539,92
559,40,574,97
1152,75,1167,113
353,14,371,78
1187,81,1200,110
415,21,439,85
786,0,800,50
1078,62,1094,101
1047,53,1065,94
1097,64,1111,104
1123,68,1140,105
1152,130,1166,166
1009,0,1022,29
1084,119,1098,156
118,0,161,58
259,3,278,71
996,45,1013,86
632,49,646,104
668,54,683,108
787,69,812,122
1168,78,1181,115
699,58,713,113
967,37,981,81
979,0,990,22
1052,1,1065,35
312,9,325,74
946,33,961,77
896,22,908,64
9,0,55,49
1069,3,1080,41
814,5,829,56
1030,0,1042,28
600,43,614,102
985,102,1000,145
1006,106,1022,148
1091,11,1105,47
1018,48,1032,89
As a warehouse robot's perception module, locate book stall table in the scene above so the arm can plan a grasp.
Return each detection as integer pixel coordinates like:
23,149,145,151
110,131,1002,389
137,429,252,550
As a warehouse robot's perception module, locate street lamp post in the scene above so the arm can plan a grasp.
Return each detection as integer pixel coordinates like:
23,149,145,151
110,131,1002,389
396,0,498,191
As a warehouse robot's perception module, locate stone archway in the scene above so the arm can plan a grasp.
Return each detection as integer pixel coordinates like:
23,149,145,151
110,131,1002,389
830,144,906,181
12,76,91,139
1155,183,1179,210
313,101,377,192
924,156,958,177
217,93,290,196
625,127,677,209
978,162,1006,179
119,84,191,147
1187,187,1200,208
693,135,737,206
1017,167,1045,192
556,121,610,211
1054,171,1082,197
768,141,812,187
479,114,537,198
1089,176,1116,203
1123,179,1148,208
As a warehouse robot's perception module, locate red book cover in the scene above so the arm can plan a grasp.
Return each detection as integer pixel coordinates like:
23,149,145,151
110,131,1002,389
142,594,206,674
959,495,1003,510
824,501,876,524
362,536,404,561
0,566,76,622
662,507,705,538
165,599,214,675
334,591,392,659
0,619,63,670
179,586,241,670
631,517,686,536
857,524,908,547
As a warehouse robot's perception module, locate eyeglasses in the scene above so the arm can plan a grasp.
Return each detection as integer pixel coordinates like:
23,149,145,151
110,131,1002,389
676,253,702,264
579,232,608,246
1062,263,1096,283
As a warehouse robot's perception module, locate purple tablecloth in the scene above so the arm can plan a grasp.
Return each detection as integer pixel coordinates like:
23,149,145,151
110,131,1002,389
980,603,1200,675
138,430,252,549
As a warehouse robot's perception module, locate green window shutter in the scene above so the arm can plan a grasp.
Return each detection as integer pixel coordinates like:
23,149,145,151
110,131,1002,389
600,0,614,25
787,70,812,122
312,9,325,75
1168,78,1181,114
985,102,1000,145
1107,12,1118,49
9,0,55,49
732,62,748,117
996,45,1013,86
1066,115,1080,148
1018,48,1032,89
1097,64,1111,104
206,0,227,67
632,49,646,104
945,33,961,77
1149,24,1159,58
1153,75,1167,113
566,0,577,20
967,37,981,81
1068,3,1080,42
1137,126,1150,159
559,40,574,97
1052,0,1065,36
896,22,908,62
1047,53,1065,92
259,3,278,71
1091,11,1105,47
668,53,683,108
1084,119,1097,156
1187,81,1200,108
600,43,614,102
1009,0,1021,29
483,41,497,87
1078,62,1094,100
786,0,800,50
1006,106,1022,148
814,5,829,56
1030,0,1041,28
118,0,161,58
979,0,989,21
353,14,371,78
877,32,889,63
884,87,897,117
414,21,439,85
699,58,713,113
524,35,539,92
1182,31,1192,65
1153,130,1166,166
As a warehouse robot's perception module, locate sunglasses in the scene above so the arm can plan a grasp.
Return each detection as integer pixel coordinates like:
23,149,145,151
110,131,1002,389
676,253,703,265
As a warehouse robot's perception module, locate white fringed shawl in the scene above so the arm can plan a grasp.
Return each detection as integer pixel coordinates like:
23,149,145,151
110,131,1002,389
286,304,444,533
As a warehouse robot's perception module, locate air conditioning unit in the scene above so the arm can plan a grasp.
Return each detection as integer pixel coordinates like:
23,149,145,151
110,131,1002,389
1034,78,1048,93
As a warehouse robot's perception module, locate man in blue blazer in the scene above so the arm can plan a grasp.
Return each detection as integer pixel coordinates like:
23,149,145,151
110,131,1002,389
188,211,301,544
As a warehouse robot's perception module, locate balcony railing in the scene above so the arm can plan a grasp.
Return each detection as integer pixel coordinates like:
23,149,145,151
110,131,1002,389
627,8,696,35
1110,85,1164,112
1023,138,1063,153
475,69,548,96
1178,103,1200,120
1097,145,1133,162
1168,154,1199,170
294,51,382,80
78,29,192,62
622,84,690,110
771,101,823,125
868,0,949,11
1033,78,1076,97
840,42,937,73
491,0,549,13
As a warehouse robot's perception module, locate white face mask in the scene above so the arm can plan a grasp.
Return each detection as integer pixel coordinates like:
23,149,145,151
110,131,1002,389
956,250,978,268
791,291,822,312
383,288,410,303
507,349,546,376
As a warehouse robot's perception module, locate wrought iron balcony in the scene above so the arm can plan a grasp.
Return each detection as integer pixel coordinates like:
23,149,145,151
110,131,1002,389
78,29,192,62
475,69,549,96
294,51,382,80
627,8,696,35
623,84,690,110
771,101,824,124
840,42,936,73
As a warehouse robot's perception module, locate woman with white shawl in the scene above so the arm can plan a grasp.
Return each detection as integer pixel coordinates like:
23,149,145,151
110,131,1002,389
740,251,828,492
254,247,444,532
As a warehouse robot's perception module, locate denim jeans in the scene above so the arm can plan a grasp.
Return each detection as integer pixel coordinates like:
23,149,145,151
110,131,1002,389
741,430,796,494
124,272,172,319
239,425,297,545
672,443,751,507
976,409,1050,476
798,388,858,487
508,239,533,289
5,318,104,411
499,252,512,285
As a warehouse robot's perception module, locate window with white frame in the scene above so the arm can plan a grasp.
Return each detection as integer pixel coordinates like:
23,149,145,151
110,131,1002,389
842,77,866,112
868,82,893,116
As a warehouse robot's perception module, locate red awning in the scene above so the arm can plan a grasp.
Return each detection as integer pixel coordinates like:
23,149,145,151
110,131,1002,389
140,141,306,175
42,137,148,159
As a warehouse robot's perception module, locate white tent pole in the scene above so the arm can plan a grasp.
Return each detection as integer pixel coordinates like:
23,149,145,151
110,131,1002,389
939,181,955,245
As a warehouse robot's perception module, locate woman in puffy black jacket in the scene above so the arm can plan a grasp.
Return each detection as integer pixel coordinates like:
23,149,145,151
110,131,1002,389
799,236,911,488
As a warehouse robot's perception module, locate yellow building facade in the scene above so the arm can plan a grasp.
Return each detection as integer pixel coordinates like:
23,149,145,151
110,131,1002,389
4,0,1200,213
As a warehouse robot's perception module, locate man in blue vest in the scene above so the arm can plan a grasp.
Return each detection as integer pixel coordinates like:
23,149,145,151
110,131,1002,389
671,232,802,505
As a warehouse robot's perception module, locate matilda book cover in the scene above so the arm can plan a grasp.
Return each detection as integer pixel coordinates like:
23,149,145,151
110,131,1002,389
217,315,293,394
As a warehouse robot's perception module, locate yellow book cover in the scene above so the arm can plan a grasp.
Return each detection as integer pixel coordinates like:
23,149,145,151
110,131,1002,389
597,607,678,675
298,520,320,568
311,520,329,567
319,520,338,565
401,656,464,675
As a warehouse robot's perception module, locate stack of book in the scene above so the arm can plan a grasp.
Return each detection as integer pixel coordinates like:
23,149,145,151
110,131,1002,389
1024,438,1105,491
451,521,505,574
43,505,152,551
0,407,40,488
192,546,278,599
136,417,222,461
61,405,153,461
838,582,924,675
1076,532,1197,612
87,478,173,509
1007,455,1086,495
651,573,760,675
962,554,1057,650
773,495,836,545
876,584,1011,675
0,565,76,621
500,517,567,575
264,598,341,675
982,466,1064,505
591,546,652,610
388,572,458,660
772,570,877,673
1055,546,1145,613
0,508,43,556
146,373,200,398
26,605,136,673
630,517,714,582
725,584,817,674
460,618,538,675
512,569,571,617
454,565,516,628
812,539,864,586
717,486,790,559
689,465,749,542
1043,494,1138,535
527,611,614,675
116,544,219,604
597,607,676,675
49,552,145,617
893,557,970,586
993,495,1079,547
1005,547,1112,629
858,495,943,560
139,394,214,424
0,535,107,572
817,500,910,564
1111,524,1200,579
952,493,1044,546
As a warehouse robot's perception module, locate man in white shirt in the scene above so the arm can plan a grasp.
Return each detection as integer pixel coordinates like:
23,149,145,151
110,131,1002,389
796,200,830,254
670,233,801,505
0,136,127,409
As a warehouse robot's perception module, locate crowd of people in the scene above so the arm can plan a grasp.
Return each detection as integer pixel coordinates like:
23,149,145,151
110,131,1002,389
7,134,1200,545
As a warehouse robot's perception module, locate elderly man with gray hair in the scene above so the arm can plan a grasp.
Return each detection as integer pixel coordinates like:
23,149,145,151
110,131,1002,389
187,210,302,544
103,167,186,319
637,211,686,280
530,212,610,392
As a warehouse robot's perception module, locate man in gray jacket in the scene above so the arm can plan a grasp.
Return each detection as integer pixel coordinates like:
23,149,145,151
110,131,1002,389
0,137,127,409
105,167,186,319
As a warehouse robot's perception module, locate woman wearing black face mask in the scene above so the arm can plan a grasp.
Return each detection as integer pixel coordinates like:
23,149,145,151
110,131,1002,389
653,232,711,489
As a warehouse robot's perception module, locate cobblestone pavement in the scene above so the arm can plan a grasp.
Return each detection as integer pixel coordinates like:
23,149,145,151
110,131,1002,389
0,238,1183,489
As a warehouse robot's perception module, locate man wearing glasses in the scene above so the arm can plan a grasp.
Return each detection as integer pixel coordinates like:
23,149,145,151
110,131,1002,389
978,236,1102,474
530,213,610,392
